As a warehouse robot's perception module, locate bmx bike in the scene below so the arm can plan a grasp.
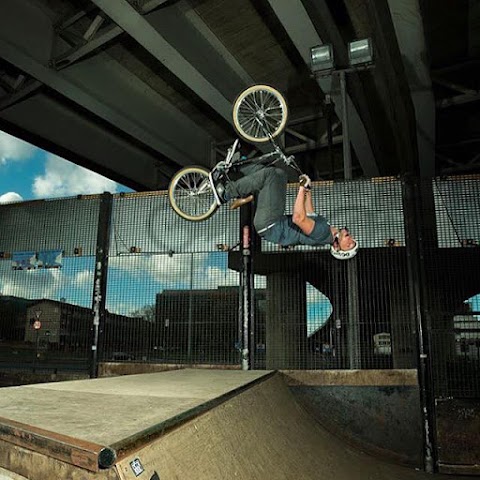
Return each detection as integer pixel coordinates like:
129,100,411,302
168,84,301,222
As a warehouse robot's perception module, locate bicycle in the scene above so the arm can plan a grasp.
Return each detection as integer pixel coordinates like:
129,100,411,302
168,84,304,222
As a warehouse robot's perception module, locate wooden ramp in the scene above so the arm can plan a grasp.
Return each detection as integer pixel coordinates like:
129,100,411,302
0,369,470,479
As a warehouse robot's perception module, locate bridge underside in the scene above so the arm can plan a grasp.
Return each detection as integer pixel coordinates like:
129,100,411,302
0,0,478,190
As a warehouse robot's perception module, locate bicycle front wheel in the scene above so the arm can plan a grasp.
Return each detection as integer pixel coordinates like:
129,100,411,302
168,166,218,221
233,85,288,143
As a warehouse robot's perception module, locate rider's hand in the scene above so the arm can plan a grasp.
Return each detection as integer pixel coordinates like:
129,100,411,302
299,174,311,190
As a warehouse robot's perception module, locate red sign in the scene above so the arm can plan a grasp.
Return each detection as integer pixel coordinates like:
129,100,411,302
33,320,41,330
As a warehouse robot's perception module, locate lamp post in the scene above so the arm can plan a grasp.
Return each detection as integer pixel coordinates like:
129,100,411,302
310,38,374,180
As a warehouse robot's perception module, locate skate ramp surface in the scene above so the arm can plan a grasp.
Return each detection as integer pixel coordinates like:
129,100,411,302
0,369,475,479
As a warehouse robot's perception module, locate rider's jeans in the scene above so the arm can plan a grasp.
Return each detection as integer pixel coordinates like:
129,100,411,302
225,165,287,231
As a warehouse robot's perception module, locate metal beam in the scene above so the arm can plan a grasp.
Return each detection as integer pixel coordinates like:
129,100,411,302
0,36,208,166
53,24,123,69
387,0,437,176
55,6,97,32
432,75,477,95
266,0,379,177
90,0,233,122
437,92,480,108
83,15,105,41
53,1,170,69
0,79,41,111
175,0,253,86
142,0,170,12
144,1,277,154
285,135,342,154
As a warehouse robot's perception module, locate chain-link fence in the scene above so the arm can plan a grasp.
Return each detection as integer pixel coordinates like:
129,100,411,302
0,175,478,398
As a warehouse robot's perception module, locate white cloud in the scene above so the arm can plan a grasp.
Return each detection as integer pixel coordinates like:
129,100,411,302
0,266,65,300
204,266,239,287
109,253,210,287
0,192,23,204
73,270,93,287
0,131,36,165
33,153,120,198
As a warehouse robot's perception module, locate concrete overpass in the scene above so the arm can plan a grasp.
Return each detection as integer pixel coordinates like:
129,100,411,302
0,0,478,191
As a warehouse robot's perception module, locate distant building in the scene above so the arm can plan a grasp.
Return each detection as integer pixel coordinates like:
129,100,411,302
0,296,146,358
0,295,37,341
23,299,146,353
155,286,266,362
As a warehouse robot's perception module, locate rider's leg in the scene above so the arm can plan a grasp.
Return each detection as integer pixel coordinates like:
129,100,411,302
225,166,287,230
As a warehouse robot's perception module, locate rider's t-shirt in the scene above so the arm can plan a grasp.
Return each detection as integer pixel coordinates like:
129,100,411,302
261,214,333,247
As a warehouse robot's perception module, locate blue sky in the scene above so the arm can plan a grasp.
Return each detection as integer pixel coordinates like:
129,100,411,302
0,129,132,203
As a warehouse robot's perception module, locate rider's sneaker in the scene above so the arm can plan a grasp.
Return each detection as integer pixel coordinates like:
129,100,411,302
230,195,254,210
209,169,228,206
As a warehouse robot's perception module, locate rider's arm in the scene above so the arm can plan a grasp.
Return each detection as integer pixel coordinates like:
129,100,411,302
292,186,315,235
305,190,314,214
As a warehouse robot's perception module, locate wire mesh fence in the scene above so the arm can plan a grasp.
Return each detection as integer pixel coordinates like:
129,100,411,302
426,176,480,398
0,196,100,372
0,175,478,398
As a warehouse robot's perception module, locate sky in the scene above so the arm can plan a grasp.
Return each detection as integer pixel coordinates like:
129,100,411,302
0,129,132,203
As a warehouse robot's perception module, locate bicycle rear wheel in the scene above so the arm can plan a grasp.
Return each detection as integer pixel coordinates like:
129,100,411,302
168,166,218,221
233,85,288,143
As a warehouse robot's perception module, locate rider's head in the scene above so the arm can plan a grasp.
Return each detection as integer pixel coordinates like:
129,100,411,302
330,227,358,260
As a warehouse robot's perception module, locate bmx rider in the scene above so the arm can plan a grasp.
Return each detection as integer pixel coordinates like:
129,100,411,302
210,164,358,260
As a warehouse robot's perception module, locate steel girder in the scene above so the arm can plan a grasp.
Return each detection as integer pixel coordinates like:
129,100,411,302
89,0,234,122
386,0,436,176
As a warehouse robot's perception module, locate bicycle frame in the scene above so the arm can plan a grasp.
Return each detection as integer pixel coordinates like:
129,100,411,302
217,136,303,178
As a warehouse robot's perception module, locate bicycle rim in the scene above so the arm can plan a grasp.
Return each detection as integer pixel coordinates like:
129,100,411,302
233,85,288,143
168,166,218,221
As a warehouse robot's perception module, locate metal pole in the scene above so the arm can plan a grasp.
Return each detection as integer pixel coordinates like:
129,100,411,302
33,329,39,373
402,176,435,473
90,192,113,379
339,70,352,180
187,253,193,361
239,204,254,370
241,225,251,370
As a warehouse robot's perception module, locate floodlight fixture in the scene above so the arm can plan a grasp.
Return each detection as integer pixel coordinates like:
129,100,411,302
310,44,334,73
348,38,373,66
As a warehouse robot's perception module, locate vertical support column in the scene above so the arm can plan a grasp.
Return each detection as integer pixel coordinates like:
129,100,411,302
402,175,435,473
266,272,307,369
90,192,113,379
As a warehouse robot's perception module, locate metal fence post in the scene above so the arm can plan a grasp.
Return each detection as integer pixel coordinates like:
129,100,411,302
239,204,254,370
402,175,436,472
90,192,113,378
